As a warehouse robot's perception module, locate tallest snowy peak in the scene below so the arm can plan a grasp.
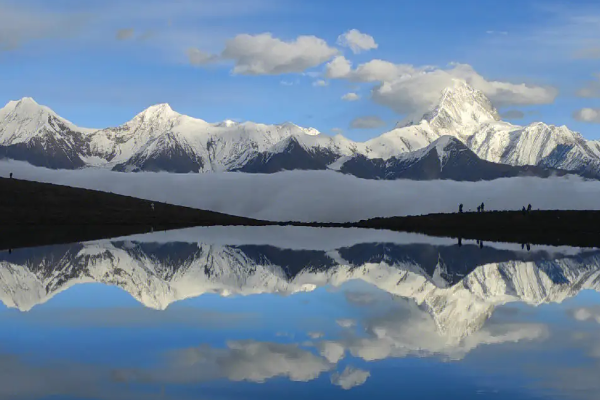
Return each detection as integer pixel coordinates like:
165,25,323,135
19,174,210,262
135,103,179,119
421,80,501,134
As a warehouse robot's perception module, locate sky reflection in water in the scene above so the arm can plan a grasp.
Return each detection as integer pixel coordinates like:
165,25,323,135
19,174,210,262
0,226,599,400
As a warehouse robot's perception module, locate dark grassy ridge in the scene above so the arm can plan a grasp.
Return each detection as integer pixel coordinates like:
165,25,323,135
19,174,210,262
354,211,600,248
2,177,600,250
0,177,273,250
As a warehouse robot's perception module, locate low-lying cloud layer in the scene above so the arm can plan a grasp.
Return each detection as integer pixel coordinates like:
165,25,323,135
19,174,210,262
2,161,600,223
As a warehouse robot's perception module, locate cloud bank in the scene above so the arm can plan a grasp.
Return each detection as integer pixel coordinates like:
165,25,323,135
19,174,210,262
2,161,600,223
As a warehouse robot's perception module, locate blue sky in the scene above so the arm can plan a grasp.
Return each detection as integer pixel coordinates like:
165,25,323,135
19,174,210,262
1,0,599,140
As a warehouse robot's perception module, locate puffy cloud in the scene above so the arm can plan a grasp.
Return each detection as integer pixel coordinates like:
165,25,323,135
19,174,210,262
330,366,370,390
116,28,134,41
220,33,338,75
326,56,353,79
342,92,360,101
372,63,557,116
166,340,333,383
573,108,600,124
350,116,386,129
352,60,420,82
337,29,378,54
187,47,218,65
316,341,346,363
336,318,357,328
571,307,600,323
501,110,526,120
326,57,419,82
313,79,329,87
308,331,325,339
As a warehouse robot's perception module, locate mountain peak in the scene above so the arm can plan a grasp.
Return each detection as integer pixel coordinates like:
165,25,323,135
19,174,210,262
137,103,178,118
421,80,501,134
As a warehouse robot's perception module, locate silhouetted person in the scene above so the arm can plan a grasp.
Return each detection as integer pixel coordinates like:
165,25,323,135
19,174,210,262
526,243,531,251
458,237,462,247
9,173,12,179
459,204,463,213
521,243,525,250
527,204,532,213
8,249,11,254
479,241,484,249
522,206,527,215
477,206,481,213
480,202,485,212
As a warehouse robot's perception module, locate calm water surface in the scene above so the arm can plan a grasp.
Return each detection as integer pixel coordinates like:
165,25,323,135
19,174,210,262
0,226,599,400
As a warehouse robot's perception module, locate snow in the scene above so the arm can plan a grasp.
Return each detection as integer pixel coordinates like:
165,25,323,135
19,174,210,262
2,80,600,177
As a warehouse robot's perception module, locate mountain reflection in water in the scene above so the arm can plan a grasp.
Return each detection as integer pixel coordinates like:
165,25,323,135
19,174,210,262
0,226,598,400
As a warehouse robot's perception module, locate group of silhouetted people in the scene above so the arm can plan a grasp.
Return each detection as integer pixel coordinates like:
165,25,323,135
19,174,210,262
458,202,485,213
522,204,533,214
458,203,534,214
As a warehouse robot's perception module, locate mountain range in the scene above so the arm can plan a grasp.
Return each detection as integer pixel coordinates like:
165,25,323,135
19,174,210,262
1,237,599,343
1,80,599,181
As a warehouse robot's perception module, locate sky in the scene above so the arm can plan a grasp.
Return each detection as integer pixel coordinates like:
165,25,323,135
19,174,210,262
0,0,599,141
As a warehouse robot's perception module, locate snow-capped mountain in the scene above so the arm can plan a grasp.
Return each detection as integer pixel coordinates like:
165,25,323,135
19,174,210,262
0,81,598,180
339,136,564,181
1,238,599,343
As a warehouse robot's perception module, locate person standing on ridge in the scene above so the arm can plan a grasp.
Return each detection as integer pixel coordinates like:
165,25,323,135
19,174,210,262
481,202,485,212
459,204,463,213
527,204,532,213
9,173,12,179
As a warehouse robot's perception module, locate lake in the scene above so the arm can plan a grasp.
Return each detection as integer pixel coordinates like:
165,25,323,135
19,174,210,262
0,226,598,400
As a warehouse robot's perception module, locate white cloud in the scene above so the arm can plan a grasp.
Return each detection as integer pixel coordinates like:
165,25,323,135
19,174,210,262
574,108,600,123
325,56,353,79
316,341,346,363
350,116,386,129
326,57,419,82
280,80,296,86
342,92,360,101
6,161,600,224
116,28,134,41
572,307,600,323
313,79,329,87
486,30,509,35
308,331,325,339
331,127,343,135
336,318,357,328
337,29,378,54
372,63,557,116
219,33,338,75
330,366,370,390
172,340,333,383
187,47,218,65
352,60,419,82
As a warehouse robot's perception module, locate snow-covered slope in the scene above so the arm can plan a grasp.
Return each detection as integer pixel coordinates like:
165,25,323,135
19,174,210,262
1,239,599,343
340,136,564,181
1,81,599,179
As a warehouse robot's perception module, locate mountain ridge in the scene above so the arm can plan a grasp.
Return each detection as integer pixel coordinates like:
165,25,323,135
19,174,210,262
1,80,598,180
